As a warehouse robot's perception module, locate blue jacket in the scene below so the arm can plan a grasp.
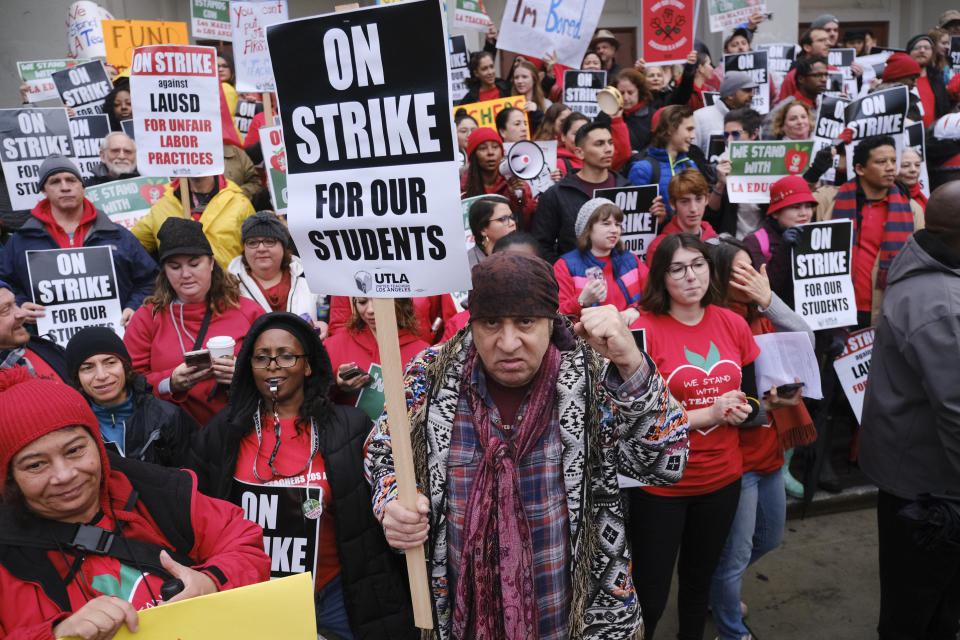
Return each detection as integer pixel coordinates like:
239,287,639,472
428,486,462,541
627,146,698,216
0,208,157,310
557,248,645,307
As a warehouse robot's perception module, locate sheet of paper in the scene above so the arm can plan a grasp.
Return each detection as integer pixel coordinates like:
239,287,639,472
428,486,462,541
752,331,822,399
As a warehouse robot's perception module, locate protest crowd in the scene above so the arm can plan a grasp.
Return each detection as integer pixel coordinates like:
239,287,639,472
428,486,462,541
3,1,960,639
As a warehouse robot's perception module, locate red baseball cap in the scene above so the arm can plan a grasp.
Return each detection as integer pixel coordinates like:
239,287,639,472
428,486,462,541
768,175,817,215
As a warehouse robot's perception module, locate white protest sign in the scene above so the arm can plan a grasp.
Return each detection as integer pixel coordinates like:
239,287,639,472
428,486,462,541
594,185,659,255
791,219,856,330
752,331,822,399
0,108,75,210
854,51,892,95
130,45,224,177
69,114,111,180
504,139,557,197
191,0,233,40
454,0,494,31
27,247,124,346
18,60,91,103
707,0,765,33
843,86,909,172
231,1,289,92
497,0,606,69
449,35,470,103
267,0,471,298
52,60,113,116
833,327,873,424
723,51,769,114
812,95,848,184
563,69,606,118
903,121,929,199
67,1,113,60
259,125,288,214
85,176,169,230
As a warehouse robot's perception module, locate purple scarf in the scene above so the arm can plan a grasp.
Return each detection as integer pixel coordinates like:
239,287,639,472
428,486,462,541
451,343,562,640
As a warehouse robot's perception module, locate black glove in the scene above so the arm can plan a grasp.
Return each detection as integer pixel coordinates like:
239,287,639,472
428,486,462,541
802,146,835,183
782,227,801,247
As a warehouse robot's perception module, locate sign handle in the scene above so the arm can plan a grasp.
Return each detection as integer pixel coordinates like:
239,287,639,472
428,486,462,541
179,179,190,219
262,92,272,126
371,298,434,630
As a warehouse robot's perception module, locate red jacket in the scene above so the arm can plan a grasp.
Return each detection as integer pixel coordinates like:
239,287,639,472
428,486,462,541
326,294,457,343
459,170,538,229
324,326,429,406
124,298,265,425
645,219,718,264
0,457,269,639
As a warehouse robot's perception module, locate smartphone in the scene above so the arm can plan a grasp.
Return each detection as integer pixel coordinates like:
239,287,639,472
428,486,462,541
585,266,604,281
183,349,212,369
341,366,365,381
775,382,804,397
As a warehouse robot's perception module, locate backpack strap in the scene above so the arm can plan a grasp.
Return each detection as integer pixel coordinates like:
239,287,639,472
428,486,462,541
620,151,661,185
755,227,772,261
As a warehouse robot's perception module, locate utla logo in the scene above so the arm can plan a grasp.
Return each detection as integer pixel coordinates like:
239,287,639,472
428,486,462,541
651,7,686,42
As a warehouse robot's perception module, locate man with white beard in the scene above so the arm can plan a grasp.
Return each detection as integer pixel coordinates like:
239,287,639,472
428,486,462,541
84,132,139,187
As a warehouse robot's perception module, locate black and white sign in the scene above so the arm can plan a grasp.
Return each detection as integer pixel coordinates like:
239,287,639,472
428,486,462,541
723,51,769,114
951,36,960,75
267,0,471,297
130,45,224,177
827,48,857,97
26,247,124,345
0,108,75,210
120,118,135,139
594,185,659,255
563,69,606,119
235,100,264,138
904,121,929,199
707,133,725,163
69,114,111,180
791,219,856,330
52,60,113,116
812,95,847,183
233,481,320,579
702,90,719,107
449,35,469,103
757,43,795,94
843,85,908,172
833,327,873,424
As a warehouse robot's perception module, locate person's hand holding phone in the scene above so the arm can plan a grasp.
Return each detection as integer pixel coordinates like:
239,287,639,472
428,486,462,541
336,362,370,392
170,362,214,393
764,378,804,410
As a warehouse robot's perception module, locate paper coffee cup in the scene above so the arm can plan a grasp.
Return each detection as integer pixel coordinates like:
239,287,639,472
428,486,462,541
206,336,236,360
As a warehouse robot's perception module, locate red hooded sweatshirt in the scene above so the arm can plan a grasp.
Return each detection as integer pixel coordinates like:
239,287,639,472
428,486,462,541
30,198,99,248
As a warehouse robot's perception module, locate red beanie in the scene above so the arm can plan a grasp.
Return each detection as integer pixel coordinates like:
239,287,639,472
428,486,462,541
882,53,922,82
0,367,106,494
466,127,503,159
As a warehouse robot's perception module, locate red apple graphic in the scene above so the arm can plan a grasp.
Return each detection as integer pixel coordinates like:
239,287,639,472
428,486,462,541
270,149,286,173
665,342,742,434
139,182,166,205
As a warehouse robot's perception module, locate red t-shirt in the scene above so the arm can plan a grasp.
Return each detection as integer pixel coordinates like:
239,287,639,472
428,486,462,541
24,348,61,381
736,317,783,474
631,305,759,496
233,417,340,591
478,88,500,102
916,75,936,128
852,199,887,312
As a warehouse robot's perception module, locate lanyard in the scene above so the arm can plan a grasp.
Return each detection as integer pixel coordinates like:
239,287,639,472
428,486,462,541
252,400,319,483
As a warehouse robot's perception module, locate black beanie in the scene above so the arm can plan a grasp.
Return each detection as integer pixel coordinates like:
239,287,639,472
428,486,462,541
66,326,131,381
241,211,290,248
157,217,214,262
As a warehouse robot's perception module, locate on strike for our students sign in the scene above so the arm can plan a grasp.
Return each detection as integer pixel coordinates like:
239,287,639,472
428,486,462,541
130,45,224,177
723,51,769,114
563,70,606,118
0,108,75,210
267,0,471,298
813,95,848,184
52,60,113,116
791,219,857,330
27,246,124,346
594,185,659,255
843,85,909,171
449,36,470,103
69,114,111,180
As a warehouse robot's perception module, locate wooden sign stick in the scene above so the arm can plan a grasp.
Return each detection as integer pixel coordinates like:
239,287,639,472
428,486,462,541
179,179,190,219
371,298,434,629
261,92,272,126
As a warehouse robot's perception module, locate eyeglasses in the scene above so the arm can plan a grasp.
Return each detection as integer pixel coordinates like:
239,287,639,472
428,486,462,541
723,130,743,140
244,237,280,248
489,214,517,225
667,259,709,279
252,354,307,369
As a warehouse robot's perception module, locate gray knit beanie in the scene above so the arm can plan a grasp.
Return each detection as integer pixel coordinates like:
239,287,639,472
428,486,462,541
575,197,617,239
38,155,82,190
241,211,290,248
810,14,838,30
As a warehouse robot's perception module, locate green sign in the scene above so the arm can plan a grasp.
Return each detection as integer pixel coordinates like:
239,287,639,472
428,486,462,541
726,140,813,204
191,0,232,40
18,59,90,102
85,177,169,230
355,363,385,422
260,125,287,214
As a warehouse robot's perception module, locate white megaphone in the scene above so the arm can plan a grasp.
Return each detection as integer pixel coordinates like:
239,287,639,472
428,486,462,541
499,140,546,199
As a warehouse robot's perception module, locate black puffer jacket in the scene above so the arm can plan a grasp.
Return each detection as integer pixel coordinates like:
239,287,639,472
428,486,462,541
109,373,199,466
190,404,417,640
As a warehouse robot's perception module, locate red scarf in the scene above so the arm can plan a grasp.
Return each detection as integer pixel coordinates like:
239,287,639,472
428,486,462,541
251,269,292,312
908,181,928,209
30,198,98,248
452,343,561,640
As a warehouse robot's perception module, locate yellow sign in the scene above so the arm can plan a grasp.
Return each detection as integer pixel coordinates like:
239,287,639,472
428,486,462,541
108,573,316,639
455,95,529,139
102,20,190,72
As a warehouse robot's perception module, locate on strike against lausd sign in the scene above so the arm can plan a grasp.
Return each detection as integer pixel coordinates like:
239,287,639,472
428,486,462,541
129,45,224,177
267,0,471,297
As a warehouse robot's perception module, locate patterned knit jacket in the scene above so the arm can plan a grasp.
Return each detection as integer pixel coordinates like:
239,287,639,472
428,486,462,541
365,327,690,640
